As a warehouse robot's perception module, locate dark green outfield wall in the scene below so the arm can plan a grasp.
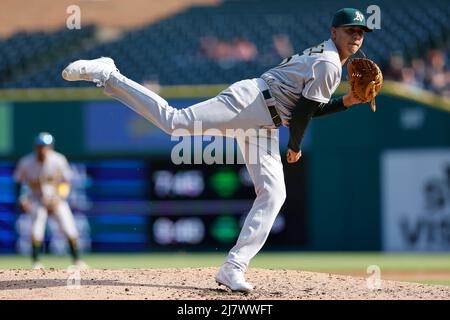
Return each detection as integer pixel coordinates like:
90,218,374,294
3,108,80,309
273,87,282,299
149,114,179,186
308,95,450,250
11,101,83,157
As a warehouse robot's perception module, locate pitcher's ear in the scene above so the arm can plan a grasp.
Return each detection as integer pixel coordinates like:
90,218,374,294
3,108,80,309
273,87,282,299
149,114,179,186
331,27,337,40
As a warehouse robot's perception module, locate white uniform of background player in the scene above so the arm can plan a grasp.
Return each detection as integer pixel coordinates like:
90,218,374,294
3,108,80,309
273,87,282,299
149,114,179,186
14,132,86,269
62,7,370,291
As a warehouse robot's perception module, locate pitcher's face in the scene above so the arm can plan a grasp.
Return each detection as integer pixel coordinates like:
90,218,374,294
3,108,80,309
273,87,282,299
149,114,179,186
332,26,364,58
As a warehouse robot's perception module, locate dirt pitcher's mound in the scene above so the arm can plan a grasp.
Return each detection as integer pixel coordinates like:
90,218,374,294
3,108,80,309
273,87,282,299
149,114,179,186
0,268,449,300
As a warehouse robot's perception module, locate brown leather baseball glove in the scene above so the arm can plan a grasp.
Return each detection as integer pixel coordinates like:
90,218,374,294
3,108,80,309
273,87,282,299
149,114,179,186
347,54,383,112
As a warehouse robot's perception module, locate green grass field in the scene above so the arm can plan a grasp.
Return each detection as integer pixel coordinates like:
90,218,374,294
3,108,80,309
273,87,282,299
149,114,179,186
1,252,450,286
1,252,449,270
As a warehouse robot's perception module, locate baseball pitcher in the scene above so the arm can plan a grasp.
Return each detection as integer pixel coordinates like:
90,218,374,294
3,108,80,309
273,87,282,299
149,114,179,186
14,133,87,270
62,8,381,291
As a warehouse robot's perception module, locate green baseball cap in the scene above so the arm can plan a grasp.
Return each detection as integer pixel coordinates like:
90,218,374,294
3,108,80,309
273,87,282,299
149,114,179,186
331,8,373,32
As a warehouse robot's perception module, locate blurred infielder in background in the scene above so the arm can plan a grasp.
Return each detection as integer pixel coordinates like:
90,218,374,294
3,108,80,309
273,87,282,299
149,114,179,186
14,133,87,270
62,8,381,291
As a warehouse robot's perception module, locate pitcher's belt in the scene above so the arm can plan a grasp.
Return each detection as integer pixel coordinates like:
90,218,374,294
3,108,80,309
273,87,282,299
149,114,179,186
254,78,282,127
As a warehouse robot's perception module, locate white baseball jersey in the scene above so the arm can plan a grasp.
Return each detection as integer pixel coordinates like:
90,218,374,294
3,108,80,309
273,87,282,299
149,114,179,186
261,38,342,125
14,150,72,201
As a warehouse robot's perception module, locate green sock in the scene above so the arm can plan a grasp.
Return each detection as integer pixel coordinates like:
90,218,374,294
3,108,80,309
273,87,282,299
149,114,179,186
32,242,42,262
68,239,80,262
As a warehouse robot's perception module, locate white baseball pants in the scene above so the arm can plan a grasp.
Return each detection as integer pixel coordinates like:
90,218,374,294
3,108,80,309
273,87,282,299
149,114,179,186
30,200,79,242
104,73,287,271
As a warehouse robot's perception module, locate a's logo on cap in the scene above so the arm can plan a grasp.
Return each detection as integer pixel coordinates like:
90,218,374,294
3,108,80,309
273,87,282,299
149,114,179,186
354,11,364,22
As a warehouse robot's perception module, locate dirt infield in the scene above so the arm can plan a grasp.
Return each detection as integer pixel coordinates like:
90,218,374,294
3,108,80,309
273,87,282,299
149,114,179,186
1,268,449,300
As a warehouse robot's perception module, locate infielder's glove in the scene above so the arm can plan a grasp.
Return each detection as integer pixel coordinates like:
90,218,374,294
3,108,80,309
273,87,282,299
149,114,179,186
347,53,383,112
